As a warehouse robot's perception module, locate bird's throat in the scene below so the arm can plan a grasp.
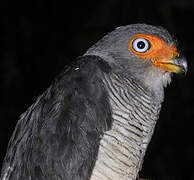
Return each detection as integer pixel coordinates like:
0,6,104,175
90,73,161,180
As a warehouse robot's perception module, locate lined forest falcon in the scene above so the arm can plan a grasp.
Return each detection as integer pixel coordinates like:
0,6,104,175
1,24,187,180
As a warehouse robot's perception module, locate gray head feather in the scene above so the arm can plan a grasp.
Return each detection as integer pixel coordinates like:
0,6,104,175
85,24,177,101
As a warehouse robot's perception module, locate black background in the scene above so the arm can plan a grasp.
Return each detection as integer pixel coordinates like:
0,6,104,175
0,0,194,179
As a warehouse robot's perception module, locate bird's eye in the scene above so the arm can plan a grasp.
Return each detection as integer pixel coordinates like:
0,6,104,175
132,38,151,53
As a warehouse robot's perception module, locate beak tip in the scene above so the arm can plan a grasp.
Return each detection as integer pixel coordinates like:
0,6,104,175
174,56,188,75
180,58,188,75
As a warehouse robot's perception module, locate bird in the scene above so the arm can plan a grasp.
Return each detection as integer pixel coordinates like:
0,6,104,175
0,24,187,180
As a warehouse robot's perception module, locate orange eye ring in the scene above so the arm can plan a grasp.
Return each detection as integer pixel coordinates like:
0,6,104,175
128,34,179,60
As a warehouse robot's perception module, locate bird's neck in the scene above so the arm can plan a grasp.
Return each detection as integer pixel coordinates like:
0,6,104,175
90,72,162,180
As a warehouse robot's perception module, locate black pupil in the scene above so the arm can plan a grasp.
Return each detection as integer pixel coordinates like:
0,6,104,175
137,41,145,49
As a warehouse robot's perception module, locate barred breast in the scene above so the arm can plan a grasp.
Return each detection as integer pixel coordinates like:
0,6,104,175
90,73,161,180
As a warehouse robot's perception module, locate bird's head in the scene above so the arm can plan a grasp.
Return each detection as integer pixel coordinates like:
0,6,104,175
85,24,187,98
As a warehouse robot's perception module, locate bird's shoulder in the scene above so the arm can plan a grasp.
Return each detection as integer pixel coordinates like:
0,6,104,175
1,55,113,180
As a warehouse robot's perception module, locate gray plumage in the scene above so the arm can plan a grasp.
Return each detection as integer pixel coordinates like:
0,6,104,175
1,24,187,180
85,24,174,98
86,24,187,179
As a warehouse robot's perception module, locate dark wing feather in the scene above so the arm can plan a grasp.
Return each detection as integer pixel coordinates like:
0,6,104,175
1,55,112,180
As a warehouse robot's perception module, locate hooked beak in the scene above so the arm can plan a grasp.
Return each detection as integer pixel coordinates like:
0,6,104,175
168,56,188,74
152,56,188,75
